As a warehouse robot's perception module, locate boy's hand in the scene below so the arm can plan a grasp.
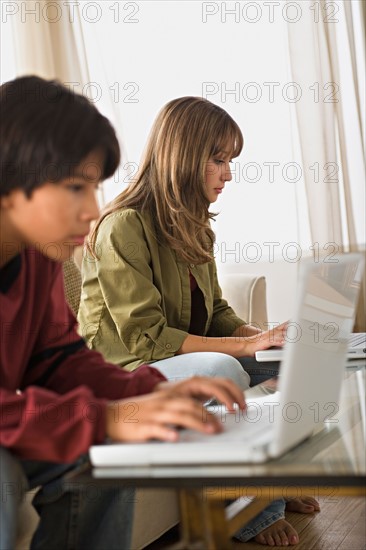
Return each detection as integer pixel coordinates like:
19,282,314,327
106,391,223,443
154,376,245,412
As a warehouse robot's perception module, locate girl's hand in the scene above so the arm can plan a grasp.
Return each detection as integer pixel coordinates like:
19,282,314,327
243,322,288,356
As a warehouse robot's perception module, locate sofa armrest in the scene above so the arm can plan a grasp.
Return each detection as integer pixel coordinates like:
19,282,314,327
219,274,268,330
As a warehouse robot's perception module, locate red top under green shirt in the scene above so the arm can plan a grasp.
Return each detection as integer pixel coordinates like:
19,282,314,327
0,248,165,463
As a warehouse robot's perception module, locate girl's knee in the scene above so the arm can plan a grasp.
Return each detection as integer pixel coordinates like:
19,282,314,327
201,353,250,390
152,352,250,389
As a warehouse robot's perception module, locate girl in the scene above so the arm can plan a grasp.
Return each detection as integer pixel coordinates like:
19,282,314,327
79,96,285,390
78,97,319,546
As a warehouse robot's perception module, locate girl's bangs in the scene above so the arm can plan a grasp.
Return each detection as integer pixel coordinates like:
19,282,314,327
212,119,243,159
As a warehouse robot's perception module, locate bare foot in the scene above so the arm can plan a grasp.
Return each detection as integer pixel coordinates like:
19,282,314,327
285,497,320,514
254,518,299,546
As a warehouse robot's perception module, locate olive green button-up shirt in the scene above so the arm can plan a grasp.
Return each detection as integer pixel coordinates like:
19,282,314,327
78,208,246,371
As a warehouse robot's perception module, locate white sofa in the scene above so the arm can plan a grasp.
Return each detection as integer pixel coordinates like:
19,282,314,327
16,265,268,550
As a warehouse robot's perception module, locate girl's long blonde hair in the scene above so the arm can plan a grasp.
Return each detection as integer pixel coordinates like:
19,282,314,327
89,96,243,264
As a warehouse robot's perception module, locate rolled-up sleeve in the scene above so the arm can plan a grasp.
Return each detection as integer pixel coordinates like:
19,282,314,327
93,211,188,361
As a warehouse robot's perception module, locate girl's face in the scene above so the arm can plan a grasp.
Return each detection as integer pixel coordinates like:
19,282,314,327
204,149,233,204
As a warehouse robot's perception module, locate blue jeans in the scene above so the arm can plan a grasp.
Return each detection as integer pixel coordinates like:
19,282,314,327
0,447,134,550
233,498,286,542
238,356,280,387
153,353,279,389
233,357,283,539
153,353,283,541
152,351,251,390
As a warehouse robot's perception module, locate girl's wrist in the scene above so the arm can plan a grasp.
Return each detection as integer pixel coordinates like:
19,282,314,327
231,337,253,358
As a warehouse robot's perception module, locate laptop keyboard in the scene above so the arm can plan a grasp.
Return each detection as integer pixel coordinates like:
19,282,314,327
178,404,274,445
349,333,366,347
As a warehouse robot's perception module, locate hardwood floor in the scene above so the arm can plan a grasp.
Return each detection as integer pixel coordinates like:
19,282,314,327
235,497,366,550
146,497,366,549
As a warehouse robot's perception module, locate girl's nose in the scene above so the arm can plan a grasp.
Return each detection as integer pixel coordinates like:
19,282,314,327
223,163,232,182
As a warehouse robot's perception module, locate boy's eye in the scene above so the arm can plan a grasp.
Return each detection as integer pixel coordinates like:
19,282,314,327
67,184,84,193
66,182,101,193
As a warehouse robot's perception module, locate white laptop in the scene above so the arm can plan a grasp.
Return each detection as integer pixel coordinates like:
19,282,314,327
90,253,364,467
255,333,366,362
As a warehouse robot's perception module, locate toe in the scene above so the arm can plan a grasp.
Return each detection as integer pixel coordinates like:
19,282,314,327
279,529,289,546
304,497,320,510
302,504,315,512
286,497,319,514
273,532,283,546
283,520,299,545
255,533,266,545
289,533,299,545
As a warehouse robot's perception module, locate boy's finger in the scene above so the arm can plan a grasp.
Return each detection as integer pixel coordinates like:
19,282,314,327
141,423,180,442
158,396,223,431
205,378,246,410
183,377,245,411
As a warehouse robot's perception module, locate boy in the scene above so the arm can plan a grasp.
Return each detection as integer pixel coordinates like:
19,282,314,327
0,76,245,549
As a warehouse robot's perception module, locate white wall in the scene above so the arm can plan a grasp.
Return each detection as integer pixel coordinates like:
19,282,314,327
4,1,363,321
76,1,313,319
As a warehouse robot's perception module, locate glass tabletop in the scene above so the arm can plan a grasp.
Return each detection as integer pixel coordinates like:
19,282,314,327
64,363,366,489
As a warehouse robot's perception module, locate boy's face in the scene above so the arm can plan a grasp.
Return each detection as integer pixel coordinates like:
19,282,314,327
2,150,103,262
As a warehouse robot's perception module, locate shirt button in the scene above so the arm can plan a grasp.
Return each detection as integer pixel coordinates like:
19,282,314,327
165,343,172,350
190,264,195,268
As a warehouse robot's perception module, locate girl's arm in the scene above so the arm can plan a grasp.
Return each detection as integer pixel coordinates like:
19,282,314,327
231,324,262,338
177,322,286,358
79,210,188,364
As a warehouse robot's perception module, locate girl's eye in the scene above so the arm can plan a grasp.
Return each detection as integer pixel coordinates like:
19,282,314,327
214,159,224,165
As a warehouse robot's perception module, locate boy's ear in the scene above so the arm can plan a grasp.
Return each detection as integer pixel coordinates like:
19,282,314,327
0,194,12,209
1,190,21,209
1,195,13,209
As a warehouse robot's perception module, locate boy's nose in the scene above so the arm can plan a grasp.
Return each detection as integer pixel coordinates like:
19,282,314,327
82,191,100,222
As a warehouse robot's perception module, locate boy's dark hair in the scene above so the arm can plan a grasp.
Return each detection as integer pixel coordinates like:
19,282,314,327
0,76,120,196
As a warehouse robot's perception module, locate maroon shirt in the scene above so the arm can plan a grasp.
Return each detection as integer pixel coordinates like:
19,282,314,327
0,249,165,462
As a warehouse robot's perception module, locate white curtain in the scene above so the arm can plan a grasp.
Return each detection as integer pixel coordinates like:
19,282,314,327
10,0,108,206
11,0,89,87
287,0,365,331
9,0,108,243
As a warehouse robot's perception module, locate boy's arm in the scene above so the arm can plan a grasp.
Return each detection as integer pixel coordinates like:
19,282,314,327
0,385,108,462
0,285,165,463
0,263,165,462
0,317,165,463
23,265,166,399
